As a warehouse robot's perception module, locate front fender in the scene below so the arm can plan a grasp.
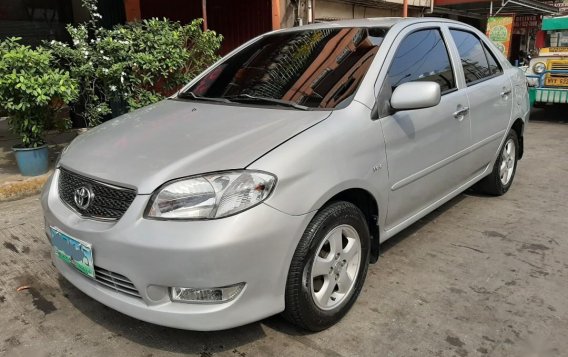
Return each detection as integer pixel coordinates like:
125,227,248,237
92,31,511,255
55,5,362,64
247,102,389,226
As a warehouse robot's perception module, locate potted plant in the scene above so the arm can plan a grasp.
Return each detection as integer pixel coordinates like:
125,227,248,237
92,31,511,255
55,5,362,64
0,37,78,176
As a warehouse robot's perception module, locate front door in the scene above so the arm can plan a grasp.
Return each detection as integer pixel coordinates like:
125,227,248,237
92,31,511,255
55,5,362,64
379,27,472,231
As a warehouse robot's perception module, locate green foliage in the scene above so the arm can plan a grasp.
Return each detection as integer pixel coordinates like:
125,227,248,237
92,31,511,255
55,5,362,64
0,37,78,148
46,0,222,127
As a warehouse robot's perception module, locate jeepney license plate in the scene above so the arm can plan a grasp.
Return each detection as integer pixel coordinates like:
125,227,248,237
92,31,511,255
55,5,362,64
545,77,568,86
50,227,95,278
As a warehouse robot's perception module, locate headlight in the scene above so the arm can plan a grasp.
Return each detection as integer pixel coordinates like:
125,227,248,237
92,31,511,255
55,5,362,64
145,170,276,220
533,62,546,74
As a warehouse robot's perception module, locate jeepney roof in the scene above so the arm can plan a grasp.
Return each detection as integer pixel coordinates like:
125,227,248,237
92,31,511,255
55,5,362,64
542,16,568,31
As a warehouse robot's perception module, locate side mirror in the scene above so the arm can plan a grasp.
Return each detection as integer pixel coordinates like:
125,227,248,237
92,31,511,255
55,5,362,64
390,81,441,111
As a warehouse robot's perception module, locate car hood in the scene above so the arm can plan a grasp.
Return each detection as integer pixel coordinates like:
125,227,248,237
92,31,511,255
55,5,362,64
60,99,331,194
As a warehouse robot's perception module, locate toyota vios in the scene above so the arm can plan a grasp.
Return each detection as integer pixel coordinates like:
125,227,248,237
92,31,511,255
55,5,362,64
42,18,529,331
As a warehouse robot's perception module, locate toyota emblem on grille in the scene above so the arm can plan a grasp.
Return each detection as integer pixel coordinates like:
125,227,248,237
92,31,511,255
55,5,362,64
74,186,93,210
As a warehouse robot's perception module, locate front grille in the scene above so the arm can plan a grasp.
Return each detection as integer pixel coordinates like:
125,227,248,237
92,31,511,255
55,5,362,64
549,60,568,77
94,266,141,299
58,168,136,221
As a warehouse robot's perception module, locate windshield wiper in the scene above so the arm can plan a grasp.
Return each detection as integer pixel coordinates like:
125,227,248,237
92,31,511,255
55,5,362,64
177,91,233,104
227,94,309,110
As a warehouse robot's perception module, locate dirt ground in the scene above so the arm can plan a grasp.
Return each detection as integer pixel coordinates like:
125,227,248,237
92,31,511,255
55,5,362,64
0,107,567,357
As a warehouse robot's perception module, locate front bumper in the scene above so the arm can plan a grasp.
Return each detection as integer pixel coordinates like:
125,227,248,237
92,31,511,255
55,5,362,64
529,87,568,105
41,170,314,331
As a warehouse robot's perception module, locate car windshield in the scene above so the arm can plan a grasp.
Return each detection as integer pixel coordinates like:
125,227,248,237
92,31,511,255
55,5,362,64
181,27,389,109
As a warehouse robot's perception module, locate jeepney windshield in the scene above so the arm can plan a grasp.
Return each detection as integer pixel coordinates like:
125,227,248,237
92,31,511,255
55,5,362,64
546,30,568,47
541,17,568,48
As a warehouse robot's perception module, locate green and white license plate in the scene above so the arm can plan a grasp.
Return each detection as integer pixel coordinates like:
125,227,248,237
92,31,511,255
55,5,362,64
50,227,95,278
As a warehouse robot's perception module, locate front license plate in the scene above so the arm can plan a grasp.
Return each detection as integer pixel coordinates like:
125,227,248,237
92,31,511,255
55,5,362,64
50,227,95,278
545,77,568,86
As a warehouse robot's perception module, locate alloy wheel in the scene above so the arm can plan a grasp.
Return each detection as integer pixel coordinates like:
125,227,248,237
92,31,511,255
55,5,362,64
310,224,362,310
500,138,516,186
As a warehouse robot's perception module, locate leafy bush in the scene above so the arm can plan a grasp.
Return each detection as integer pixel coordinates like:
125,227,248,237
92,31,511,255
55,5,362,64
46,0,223,127
0,37,78,148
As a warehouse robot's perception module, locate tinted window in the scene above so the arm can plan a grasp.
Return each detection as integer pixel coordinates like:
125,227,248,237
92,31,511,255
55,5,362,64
450,30,494,84
183,27,389,109
483,43,503,76
387,29,455,93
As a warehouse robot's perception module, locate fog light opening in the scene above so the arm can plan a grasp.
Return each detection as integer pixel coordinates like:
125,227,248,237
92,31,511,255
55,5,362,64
170,283,245,303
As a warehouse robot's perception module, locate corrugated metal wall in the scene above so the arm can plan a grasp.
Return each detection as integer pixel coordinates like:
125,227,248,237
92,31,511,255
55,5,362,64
0,0,74,47
140,0,202,23
139,0,272,55
206,0,272,54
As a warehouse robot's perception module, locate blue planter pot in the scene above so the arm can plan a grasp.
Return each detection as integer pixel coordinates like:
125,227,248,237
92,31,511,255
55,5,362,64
13,145,49,176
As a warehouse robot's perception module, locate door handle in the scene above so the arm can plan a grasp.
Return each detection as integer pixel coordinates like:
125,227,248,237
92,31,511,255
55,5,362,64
500,89,512,97
453,106,469,121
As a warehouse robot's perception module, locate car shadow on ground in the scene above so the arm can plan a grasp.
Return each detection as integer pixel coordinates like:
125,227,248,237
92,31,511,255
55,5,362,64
58,276,269,355
57,192,472,354
378,193,467,256
530,106,566,124
241,192,468,337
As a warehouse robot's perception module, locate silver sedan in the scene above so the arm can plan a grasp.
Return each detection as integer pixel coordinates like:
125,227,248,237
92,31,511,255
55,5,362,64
41,17,529,331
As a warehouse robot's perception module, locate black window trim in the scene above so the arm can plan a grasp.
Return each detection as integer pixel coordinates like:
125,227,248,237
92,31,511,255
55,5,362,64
448,27,504,88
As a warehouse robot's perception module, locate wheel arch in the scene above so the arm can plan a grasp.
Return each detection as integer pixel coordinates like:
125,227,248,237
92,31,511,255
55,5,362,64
511,118,524,159
321,188,381,264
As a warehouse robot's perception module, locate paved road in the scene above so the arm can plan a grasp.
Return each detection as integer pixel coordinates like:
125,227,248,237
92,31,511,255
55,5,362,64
1,109,567,357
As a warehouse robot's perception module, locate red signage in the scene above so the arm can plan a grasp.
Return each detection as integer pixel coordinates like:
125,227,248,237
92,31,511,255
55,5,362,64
513,15,542,29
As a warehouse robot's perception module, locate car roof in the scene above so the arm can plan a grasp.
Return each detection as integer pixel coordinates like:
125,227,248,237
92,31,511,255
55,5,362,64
277,17,471,33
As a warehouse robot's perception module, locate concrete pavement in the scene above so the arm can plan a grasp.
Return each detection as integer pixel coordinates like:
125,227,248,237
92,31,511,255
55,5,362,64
0,119,78,202
0,109,567,357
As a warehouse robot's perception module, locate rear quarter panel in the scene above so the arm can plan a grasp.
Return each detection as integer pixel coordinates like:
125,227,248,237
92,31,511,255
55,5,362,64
510,67,531,123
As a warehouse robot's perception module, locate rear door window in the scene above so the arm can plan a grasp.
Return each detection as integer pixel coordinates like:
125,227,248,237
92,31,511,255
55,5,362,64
483,42,503,76
450,29,500,84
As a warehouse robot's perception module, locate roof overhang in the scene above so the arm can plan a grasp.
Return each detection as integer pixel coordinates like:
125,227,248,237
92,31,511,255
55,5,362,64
434,0,560,17
317,0,431,10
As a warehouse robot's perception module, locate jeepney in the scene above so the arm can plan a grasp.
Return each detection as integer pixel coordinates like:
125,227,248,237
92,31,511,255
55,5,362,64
525,16,568,106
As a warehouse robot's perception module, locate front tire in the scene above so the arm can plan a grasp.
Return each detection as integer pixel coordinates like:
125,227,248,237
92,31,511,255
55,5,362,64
475,130,519,196
282,201,370,331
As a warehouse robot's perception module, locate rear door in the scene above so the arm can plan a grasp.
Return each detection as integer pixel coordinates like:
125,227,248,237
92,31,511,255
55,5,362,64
447,28,513,173
378,25,472,231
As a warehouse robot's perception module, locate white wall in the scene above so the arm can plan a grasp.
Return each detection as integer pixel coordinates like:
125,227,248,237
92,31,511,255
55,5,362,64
278,0,427,29
314,0,427,20
280,0,297,28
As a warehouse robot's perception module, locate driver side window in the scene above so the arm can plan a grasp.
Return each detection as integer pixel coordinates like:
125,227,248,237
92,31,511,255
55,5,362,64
386,28,456,94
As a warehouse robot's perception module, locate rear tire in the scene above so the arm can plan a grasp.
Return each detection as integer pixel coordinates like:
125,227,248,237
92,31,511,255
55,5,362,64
474,130,519,196
282,201,370,331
